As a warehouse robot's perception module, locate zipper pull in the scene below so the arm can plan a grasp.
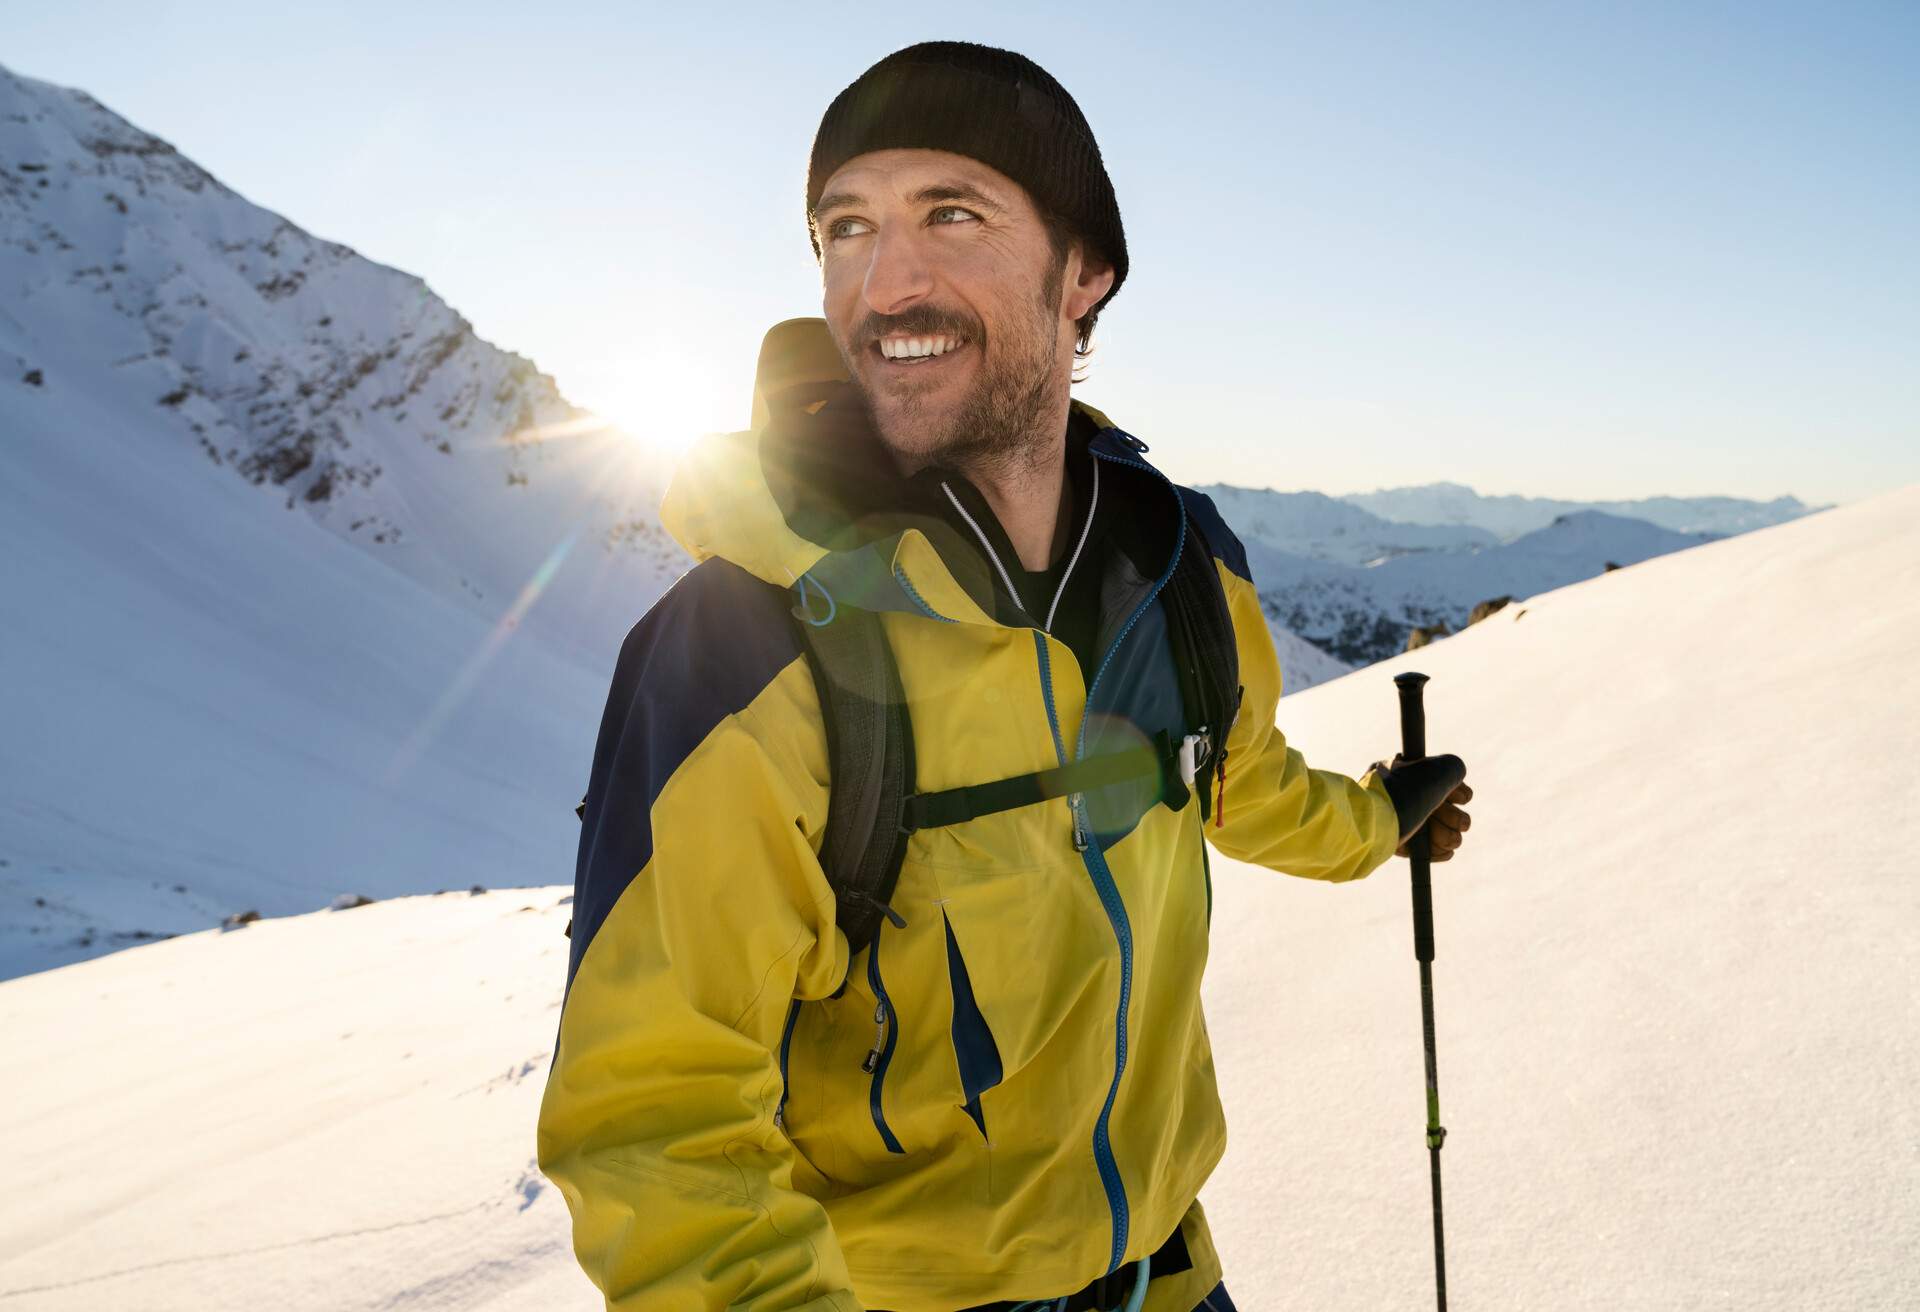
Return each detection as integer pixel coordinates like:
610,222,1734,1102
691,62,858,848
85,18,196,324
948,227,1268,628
1214,747,1229,829
1070,794,1089,851
861,999,887,1073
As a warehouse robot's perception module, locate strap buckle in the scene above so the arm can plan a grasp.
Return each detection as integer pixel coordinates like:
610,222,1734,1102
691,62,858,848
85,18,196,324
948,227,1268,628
1176,730,1212,787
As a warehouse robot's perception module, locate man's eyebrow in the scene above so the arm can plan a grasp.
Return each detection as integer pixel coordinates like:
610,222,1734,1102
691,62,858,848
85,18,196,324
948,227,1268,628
910,182,1002,211
811,190,864,220
810,181,1005,222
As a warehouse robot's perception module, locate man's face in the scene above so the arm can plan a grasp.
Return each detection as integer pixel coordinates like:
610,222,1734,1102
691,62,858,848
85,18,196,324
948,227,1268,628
813,149,1110,471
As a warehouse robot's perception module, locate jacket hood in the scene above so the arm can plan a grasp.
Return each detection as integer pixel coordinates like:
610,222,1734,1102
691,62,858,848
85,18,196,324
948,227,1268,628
661,318,1130,628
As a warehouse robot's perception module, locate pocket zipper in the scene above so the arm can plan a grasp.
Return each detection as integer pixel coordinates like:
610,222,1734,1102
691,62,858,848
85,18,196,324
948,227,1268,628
863,923,906,1153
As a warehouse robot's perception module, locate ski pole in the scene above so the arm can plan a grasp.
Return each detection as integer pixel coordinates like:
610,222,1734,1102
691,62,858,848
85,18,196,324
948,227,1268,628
1393,670,1448,1312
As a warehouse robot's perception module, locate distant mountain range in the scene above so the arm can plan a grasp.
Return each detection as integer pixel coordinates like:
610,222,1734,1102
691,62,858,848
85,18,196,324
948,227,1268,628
1231,507,1722,665
0,60,1822,971
1340,481,1817,540
1194,483,1812,665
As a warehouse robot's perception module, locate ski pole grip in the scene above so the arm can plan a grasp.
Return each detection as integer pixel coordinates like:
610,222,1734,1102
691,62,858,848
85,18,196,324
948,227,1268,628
1393,672,1436,963
1394,671,1429,759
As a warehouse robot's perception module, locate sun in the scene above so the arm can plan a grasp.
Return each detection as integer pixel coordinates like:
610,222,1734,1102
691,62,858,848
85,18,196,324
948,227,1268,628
579,347,740,457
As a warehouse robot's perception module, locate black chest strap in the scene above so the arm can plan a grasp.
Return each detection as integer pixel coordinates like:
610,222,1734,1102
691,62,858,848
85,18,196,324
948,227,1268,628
900,730,1187,834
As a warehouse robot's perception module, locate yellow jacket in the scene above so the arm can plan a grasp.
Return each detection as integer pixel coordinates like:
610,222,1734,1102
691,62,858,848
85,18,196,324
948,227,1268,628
539,328,1401,1311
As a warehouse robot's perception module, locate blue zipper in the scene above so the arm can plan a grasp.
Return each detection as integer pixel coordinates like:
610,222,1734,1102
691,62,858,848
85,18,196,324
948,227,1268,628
775,997,802,1131
864,923,906,1154
894,562,956,624
1032,438,1188,1275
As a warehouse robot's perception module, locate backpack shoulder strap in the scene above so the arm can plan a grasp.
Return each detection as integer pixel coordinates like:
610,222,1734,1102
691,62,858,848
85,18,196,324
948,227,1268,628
786,591,915,962
1164,506,1243,822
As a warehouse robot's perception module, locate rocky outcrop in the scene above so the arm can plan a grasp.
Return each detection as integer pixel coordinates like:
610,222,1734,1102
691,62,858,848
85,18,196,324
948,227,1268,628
1468,595,1513,625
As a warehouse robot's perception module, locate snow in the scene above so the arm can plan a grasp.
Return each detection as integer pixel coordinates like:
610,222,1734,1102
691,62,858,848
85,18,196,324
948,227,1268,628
1199,476,1779,667
0,351,610,977
1200,486,1919,1309
0,63,688,975
4,485,1913,1309
1269,624,1353,696
0,890,590,1311
1238,510,1719,666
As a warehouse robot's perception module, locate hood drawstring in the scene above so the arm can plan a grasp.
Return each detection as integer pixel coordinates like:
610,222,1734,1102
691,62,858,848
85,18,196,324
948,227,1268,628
795,572,837,627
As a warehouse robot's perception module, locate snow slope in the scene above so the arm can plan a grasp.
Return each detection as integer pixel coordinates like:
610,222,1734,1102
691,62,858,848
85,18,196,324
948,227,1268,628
2,485,1912,1309
1,369,608,978
0,889,589,1312
1200,486,1918,1309
0,60,687,667
1,64,687,975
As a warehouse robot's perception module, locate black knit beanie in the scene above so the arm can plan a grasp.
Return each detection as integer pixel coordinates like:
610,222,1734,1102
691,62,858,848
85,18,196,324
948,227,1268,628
807,41,1127,313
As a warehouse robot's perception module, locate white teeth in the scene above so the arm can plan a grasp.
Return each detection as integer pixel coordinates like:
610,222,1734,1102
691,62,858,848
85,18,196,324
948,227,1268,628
881,335,962,360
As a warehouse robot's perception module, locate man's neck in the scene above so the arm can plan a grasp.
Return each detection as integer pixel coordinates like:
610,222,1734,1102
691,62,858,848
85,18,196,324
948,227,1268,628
959,429,1073,571
874,377,1080,570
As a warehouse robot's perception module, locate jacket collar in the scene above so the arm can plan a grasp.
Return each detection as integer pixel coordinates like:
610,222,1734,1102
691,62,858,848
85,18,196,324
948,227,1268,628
659,380,1181,631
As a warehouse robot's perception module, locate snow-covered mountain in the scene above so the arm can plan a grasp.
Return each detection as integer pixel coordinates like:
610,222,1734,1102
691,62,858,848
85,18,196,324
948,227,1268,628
1343,479,1816,539
1195,485,1499,566
0,61,686,668
1196,482,1778,666
3,485,1909,1311
0,63,688,976
1236,509,1719,664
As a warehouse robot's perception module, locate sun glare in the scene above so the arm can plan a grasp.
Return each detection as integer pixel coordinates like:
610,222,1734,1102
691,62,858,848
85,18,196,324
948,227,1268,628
581,348,739,458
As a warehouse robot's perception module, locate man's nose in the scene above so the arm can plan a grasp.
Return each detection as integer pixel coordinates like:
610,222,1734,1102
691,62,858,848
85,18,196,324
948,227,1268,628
861,228,933,317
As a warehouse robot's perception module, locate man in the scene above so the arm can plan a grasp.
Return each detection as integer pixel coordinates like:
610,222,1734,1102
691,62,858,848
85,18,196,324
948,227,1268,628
540,41,1472,1312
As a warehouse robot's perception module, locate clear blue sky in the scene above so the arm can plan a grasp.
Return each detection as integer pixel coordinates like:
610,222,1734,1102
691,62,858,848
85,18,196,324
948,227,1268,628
10,1,1916,504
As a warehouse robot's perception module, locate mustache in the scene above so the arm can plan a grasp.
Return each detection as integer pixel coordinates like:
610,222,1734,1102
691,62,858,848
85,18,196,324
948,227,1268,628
856,306,982,350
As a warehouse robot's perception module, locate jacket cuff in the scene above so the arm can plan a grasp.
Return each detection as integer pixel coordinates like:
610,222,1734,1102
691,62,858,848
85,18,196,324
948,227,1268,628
1359,767,1403,873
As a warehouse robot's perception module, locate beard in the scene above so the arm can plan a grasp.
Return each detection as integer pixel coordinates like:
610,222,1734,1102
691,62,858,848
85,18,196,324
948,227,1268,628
833,272,1067,478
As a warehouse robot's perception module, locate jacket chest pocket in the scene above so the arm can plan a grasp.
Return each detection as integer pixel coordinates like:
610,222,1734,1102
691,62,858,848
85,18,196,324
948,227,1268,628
942,909,1003,1140
856,904,1008,1153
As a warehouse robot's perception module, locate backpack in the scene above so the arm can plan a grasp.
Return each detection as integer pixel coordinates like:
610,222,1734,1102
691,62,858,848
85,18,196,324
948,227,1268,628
792,504,1243,962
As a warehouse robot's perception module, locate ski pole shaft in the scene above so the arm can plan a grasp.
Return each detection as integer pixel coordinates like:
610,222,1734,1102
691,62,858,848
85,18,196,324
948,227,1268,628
1392,671,1448,1312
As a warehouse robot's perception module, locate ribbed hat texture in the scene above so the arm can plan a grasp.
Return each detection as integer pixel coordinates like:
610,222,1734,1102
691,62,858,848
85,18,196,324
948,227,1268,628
807,41,1127,311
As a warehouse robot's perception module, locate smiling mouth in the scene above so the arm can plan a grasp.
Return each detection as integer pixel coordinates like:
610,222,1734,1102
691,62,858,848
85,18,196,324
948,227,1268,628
872,334,969,367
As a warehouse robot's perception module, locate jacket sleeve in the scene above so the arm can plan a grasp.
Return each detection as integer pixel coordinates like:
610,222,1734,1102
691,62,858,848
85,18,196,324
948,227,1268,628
538,581,861,1311
1203,556,1402,883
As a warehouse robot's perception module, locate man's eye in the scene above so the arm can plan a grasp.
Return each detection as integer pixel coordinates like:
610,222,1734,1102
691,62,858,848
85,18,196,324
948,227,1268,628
931,206,980,226
826,217,871,241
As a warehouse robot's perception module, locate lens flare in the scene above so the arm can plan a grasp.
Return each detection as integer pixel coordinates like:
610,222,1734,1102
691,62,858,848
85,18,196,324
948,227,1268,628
384,530,579,785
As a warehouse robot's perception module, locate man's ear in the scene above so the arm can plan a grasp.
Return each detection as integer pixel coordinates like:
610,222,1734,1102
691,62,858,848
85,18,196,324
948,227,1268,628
1064,246,1116,322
